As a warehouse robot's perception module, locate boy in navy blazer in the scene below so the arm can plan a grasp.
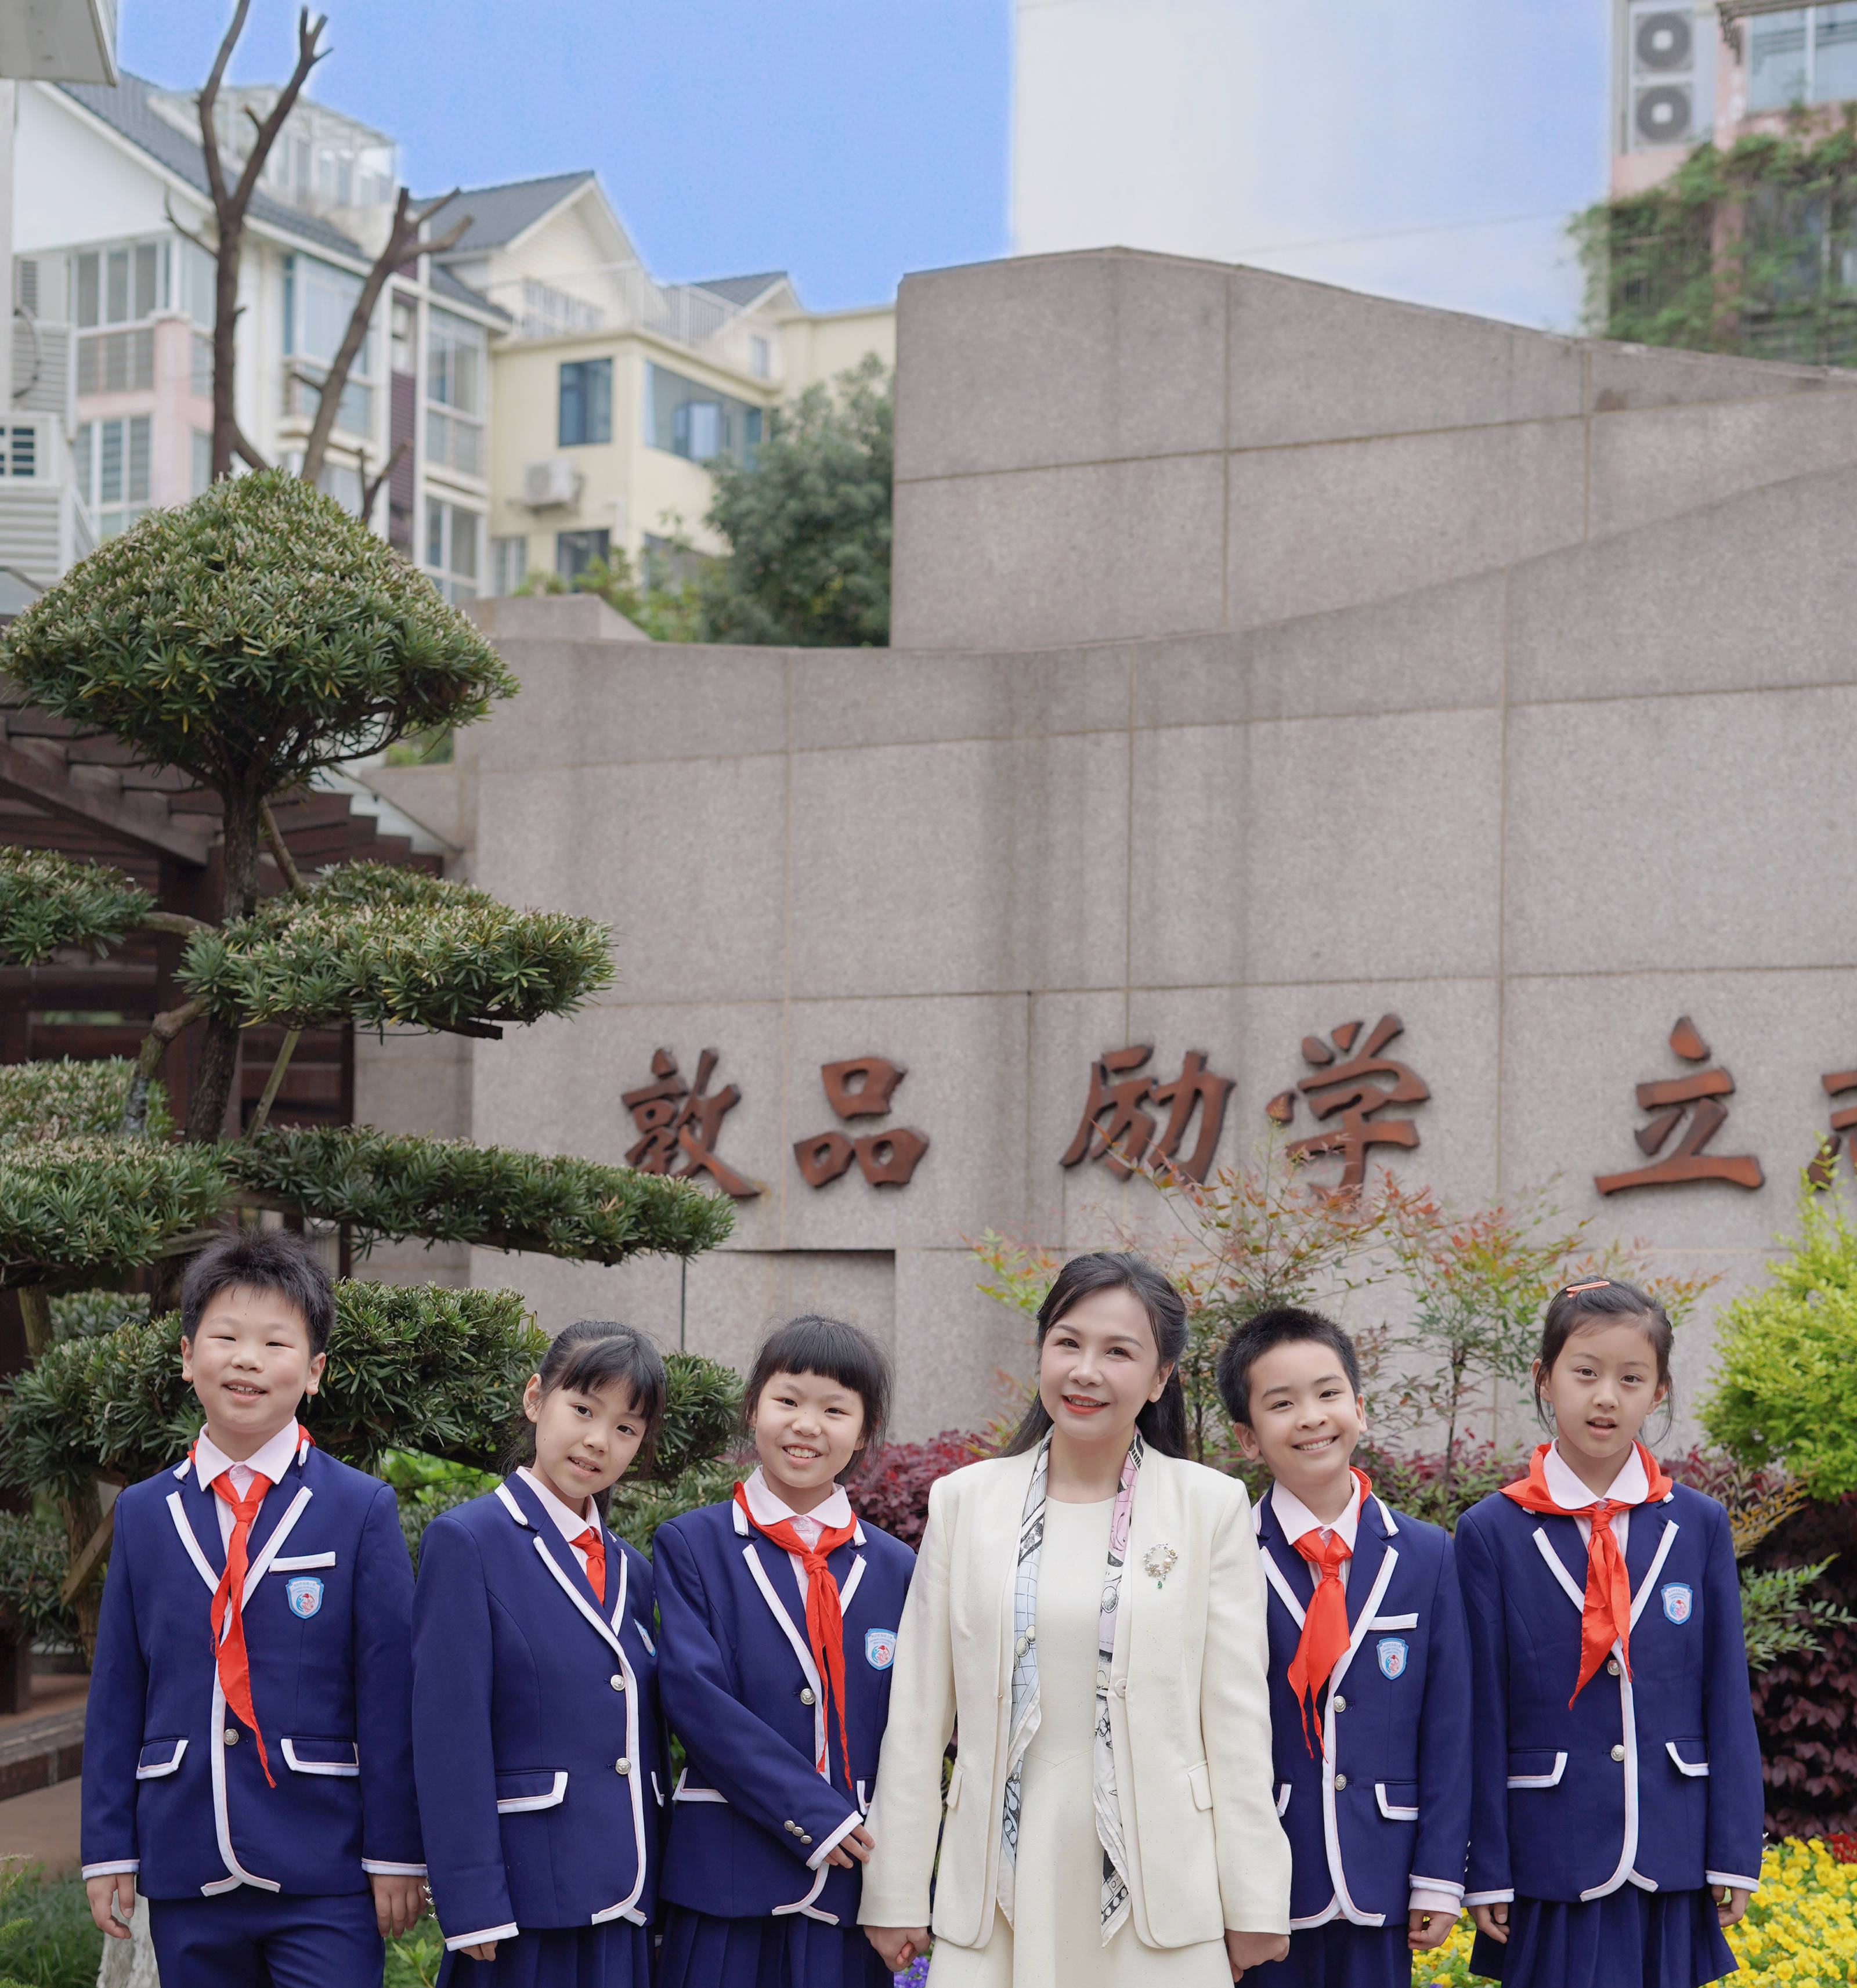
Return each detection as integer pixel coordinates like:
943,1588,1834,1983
1218,1306,1472,1988
82,1231,424,1987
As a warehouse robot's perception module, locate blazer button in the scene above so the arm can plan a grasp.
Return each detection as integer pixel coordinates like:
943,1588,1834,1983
802,1834,813,1845
224,1729,239,1745
800,1687,816,1706
1332,1773,1347,1790
1113,1678,1127,1698
1606,1659,1621,1677
1332,1696,1346,1713
615,1758,632,1775
1610,1744,1625,1762
610,1673,626,1690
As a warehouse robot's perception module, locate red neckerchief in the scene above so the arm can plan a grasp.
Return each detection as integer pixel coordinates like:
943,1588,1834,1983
572,1527,606,1606
734,1482,857,1788
1502,1441,1671,1704
1284,1466,1373,1756
189,1425,309,1790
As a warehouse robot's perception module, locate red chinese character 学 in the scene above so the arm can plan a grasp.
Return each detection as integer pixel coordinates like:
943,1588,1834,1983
622,1047,760,1199
793,1057,931,1190
1594,1015,1762,1196
1058,1045,1233,1183
1265,1014,1428,1191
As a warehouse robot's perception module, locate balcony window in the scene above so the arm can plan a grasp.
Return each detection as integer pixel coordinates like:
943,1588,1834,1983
558,359,612,446
75,415,152,537
427,307,486,477
73,237,168,399
1749,4,1857,109
645,361,763,467
425,497,480,603
283,253,375,436
491,535,530,596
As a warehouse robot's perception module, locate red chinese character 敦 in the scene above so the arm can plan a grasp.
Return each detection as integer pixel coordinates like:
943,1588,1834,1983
1594,1015,1762,1196
622,1047,760,1199
1265,1014,1428,1191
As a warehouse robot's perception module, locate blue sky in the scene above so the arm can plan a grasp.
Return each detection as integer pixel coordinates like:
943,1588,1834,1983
120,2,1610,327
118,1,1014,312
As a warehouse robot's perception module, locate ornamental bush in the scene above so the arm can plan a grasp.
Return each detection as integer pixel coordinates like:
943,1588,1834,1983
0,849,151,966
0,1137,227,1290
0,1057,169,1143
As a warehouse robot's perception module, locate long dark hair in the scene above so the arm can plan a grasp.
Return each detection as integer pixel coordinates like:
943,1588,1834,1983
505,1319,668,1518
1003,1251,1189,1458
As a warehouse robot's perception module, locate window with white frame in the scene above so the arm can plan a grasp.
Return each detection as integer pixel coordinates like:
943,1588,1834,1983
283,253,374,436
75,417,152,536
1748,5,1857,110
426,308,486,477
72,238,164,396
425,498,480,602
491,535,529,596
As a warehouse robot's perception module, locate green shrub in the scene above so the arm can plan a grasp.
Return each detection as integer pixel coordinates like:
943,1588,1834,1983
0,1515,77,1646
0,851,151,968
0,1138,227,1289
0,1059,168,1144
1703,1190,1857,1495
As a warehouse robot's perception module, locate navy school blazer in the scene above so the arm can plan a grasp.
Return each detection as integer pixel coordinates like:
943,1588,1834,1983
652,1495,915,1925
80,1437,422,1898
410,1476,664,1942
1257,1487,1473,1928
1454,1480,1765,1905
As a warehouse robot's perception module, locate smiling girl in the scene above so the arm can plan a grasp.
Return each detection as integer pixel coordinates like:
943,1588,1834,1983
652,1314,915,1988
859,1251,1291,1987
411,1320,668,1987
1455,1278,1764,1988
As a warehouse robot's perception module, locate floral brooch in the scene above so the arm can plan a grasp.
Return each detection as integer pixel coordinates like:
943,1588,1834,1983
1142,1544,1178,1589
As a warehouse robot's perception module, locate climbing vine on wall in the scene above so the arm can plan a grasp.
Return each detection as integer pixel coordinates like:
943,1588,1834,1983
1576,117,1857,366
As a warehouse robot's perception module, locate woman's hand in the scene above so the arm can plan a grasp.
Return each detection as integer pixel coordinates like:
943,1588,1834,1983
1717,1885,1751,1928
866,1925,928,1972
1225,1928,1290,1977
825,1824,875,1868
85,1873,135,1940
1471,1902,1509,1944
1408,1906,1458,1951
461,1942,498,1961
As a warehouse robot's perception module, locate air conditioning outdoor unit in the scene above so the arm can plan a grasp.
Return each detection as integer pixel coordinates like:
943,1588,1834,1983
1628,2,1712,150
522,457,582,510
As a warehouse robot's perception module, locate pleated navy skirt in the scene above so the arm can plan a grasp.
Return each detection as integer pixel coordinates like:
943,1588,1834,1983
657,1903,895,1988
436,1919,651,1988
1468,1889,1737,1988
1250,1921,1414,1988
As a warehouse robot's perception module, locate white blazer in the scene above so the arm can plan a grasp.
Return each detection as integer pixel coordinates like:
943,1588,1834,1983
858,1447,1292,1950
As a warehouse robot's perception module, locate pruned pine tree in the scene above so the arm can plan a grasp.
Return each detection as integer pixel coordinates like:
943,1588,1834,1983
0,469,738,1657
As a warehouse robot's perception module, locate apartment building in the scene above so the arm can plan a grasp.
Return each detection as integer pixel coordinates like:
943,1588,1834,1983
10,72,507,598
1614,1,1857,193
429,171,894,592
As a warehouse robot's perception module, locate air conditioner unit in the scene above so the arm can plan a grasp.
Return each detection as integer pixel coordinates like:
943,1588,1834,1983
1627,3,1711,150
522,457,582,510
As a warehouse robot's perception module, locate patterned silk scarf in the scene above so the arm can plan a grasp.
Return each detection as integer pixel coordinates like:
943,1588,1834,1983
998,1429,1145,1944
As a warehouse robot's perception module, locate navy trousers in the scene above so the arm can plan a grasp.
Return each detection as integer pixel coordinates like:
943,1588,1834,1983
147,1888,382,1988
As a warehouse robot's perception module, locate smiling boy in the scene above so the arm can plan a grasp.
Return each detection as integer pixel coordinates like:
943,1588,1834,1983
1217,1307,1472,1988
81,1231,424,1988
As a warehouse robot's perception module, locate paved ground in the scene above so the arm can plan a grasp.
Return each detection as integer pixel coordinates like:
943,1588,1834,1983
0,1675,88,1878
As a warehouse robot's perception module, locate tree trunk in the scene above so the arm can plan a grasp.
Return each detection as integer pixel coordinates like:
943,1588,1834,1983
183,791,261,1147
210,214,243,483
60,1483,103,1662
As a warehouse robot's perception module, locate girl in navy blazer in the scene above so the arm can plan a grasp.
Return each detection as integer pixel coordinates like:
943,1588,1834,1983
412,1320,669,1988
653,1313,915,1988
1455,1279,1764,1988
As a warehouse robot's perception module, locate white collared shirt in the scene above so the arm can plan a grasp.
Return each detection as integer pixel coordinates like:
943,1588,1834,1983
193,1421,305,1550
742,1465,854,1606
516,1466,601,1582
1271,1473,1363,1591
1542,1441,1649,1555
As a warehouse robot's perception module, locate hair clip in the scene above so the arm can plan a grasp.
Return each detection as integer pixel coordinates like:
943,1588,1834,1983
1562,1279,1612,1295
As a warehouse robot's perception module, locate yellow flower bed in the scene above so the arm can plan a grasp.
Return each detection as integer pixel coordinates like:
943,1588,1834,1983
1408,1840,1857,1986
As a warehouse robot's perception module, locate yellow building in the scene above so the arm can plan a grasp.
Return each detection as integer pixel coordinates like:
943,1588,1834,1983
431,173,895,593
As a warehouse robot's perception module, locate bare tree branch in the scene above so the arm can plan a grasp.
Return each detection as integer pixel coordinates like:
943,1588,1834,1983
162,192,217,259
359,437,410,525
201,4,329,480
259,798,304,891
298,187,471,485
234,422,269,473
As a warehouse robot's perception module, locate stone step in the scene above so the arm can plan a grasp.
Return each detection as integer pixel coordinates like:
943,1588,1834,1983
0,1705,82,1802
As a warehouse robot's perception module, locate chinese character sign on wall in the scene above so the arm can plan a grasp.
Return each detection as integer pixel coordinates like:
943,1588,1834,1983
622,1047,760,1198
1058,1044,1234,1182
794,1057,930,1188
1266,1014,1428,1191
1594,1016,1763,1195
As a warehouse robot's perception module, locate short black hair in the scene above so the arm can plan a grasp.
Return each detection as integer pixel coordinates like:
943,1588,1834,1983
180,1229,335,1358
742,1315,893,1476
512,1320,669,1478
1216,1306,1362,1427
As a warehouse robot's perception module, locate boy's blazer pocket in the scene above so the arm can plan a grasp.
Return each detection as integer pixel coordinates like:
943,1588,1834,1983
1187,1761,1213,1813
268,1553,337,1573
135,1738,187,1780
281,1737,359,1777
1374,1781,1419,1821
1505,1750,1568,1789
495,1769,568,1813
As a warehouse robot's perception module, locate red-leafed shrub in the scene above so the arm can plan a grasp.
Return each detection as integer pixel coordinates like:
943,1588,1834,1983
1354,1440,1525,1532
855,1432,989,1548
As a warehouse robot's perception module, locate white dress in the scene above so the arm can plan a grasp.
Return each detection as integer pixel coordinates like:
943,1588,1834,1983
927,1498,1232,1988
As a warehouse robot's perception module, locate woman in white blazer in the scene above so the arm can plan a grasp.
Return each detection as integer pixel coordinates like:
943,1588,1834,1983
860,1252,1292,1987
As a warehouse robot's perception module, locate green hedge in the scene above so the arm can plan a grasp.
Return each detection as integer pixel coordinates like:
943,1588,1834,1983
0,1137,227,1290
0,1058,169,1144
0,849,153,967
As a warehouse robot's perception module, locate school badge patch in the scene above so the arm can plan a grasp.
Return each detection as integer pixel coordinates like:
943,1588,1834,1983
1662,1582,1693,1625
286,1577,324,1620
865,1628,897,1671
1376,1636,1408,1680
